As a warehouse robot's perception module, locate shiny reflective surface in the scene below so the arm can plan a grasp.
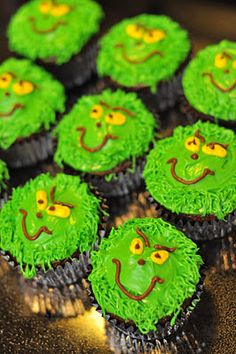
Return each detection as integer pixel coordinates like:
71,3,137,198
0,1,236,353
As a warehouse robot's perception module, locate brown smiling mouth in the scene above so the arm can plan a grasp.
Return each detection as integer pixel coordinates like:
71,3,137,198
77,126,118,153
29,17,66,34
19,208,53,241
115,43,163,64
167,157,215,185
0,103,24,118
202,72,236,93
112,258,164,301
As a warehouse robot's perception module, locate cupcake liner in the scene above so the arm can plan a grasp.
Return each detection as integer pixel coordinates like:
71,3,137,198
42,42,98,90
88,273,204,344
180,95,236,131
147,194,236,241
0,130,55,169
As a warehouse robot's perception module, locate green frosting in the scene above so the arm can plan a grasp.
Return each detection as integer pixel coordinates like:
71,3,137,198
0,160,9,193
0,58,65,150
0,173,101,278
144,121,236,219
54,89,156,174
183,40,236,121
97,14,190,92
8,0,103,65
89,218,202,334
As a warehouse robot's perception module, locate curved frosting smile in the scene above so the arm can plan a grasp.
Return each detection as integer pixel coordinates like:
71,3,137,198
202,72,236,93
0,103,24,117
77,126,118,153
167,157,215,185
29,16,66,34
19,208,52,241
115,43,163,64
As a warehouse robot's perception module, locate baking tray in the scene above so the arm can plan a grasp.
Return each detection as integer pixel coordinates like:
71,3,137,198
0,1,235,353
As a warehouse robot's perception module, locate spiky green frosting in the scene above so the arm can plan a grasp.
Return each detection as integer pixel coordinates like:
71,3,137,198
54,89,156,174
97,14,190,92
0,160,9,194
144,121,236,219
183,40,236,121
8,0,103,65
89,218,202,334
0,173,101,278
0,58,65,150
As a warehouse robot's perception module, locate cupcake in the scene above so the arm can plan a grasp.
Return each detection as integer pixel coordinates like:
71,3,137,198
7,0,104,88
96,14,191,112
144,121,236,240
54,89,156,197
0,173,103,288
0,58,65,168
0,160,9,207
182,40,236,129
89,218,203,341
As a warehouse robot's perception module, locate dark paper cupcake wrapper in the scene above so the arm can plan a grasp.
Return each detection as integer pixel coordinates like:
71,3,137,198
180,95,236,131
147,194,236,241
0,131,54,169
87,274,204,344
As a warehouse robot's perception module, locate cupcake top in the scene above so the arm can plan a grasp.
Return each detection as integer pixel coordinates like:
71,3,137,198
89,218,202,334
0,58,65,150
0,160,9,193
144,121,236,219
54,89,156,174
183,40,236,121
97,14,190,92
0,173,101,278
8,0,103,65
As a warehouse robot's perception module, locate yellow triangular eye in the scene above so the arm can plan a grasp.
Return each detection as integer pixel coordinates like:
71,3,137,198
105,112,126,126
130,238,144,255
143,29,165,44
151,250,169,265
13,81,34,95
126,24,144,39
215,53,227,68
39,1,52,14
0,73,13,89
50,4,70,17
36,190,48,210
232,60,236,69
185,136,201,152
90,105,103,119
46,204,71,218
202,143,227,158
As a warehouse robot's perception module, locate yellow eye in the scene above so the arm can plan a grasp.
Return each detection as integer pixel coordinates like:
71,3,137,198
126,24,144,39
50,4,70,17
36,190,48,210
39,1,52,14
143,29,165,44
232,60,236,69
202,143,227,158
151,250,169,265
214,53,227,68
185,136,201,153
0,73,13,89
105,112,126,126
90,105,103,119
13,81,34,95
130,238,144,255
46,204,71,218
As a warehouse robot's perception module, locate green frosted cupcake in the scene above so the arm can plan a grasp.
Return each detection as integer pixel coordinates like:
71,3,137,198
0,58,65,168
8,0,104,88
96,14,191,111
144,121,236,240
89,218,203,339
0,173,102,286
54,89,156,197
182,40,236,128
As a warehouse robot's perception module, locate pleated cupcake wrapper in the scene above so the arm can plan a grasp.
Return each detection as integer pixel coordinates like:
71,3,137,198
147,194,236,241
180,95,236,131
87,274,204,345
0,131,55,169
42,42,98,90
